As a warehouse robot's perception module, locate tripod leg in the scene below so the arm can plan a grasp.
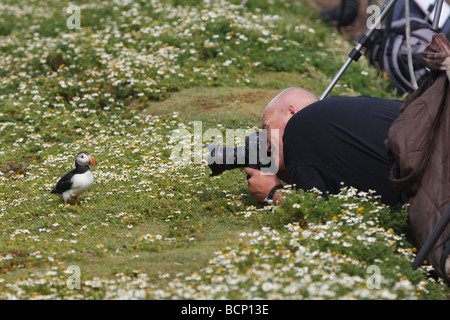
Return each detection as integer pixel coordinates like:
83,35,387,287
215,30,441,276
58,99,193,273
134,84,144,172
320,0,398,100
432,0,445,32
412,205,450,271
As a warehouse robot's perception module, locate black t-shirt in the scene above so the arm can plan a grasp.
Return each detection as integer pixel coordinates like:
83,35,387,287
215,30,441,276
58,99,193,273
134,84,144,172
283,95,403,206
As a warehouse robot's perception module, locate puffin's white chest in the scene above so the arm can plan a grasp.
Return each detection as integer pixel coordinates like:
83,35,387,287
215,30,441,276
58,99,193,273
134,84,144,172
63,171,94,200
72,170,94,194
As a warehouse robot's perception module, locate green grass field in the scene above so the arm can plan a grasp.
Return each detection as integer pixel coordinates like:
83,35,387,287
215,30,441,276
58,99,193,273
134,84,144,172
0,0,448,299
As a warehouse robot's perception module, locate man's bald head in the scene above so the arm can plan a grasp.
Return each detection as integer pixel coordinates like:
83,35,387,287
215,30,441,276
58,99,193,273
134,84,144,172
263,87,318,127
261,87,318,173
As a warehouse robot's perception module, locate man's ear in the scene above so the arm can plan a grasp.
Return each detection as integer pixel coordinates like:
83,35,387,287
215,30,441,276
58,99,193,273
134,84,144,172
287,105,298,115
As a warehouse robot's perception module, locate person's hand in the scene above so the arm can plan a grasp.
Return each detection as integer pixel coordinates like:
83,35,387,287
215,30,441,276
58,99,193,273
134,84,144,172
245,167,282,203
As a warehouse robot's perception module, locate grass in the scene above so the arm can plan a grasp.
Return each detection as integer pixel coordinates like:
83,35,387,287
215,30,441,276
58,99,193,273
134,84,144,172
0,0,448,299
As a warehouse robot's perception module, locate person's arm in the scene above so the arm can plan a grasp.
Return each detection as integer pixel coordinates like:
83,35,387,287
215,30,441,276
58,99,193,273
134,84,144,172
245,167,285,205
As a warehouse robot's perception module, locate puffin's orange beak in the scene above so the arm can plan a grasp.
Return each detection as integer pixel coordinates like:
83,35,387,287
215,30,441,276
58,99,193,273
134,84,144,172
90,156,96,166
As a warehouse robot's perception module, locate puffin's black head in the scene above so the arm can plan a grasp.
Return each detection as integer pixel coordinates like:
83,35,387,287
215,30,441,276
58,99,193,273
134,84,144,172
75,151,96,166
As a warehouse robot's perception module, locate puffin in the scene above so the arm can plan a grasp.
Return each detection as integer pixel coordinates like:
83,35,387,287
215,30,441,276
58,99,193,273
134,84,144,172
51,151,96,205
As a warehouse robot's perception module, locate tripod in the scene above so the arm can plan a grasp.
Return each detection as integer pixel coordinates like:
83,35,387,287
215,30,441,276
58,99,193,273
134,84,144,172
319,0,446,100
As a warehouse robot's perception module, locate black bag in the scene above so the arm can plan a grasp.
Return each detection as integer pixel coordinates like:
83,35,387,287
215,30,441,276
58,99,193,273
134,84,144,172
368,0,450,94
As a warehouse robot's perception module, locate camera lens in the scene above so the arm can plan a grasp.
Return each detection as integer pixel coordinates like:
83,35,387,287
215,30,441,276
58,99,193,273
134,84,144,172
206,130,272,176
206,144,247,176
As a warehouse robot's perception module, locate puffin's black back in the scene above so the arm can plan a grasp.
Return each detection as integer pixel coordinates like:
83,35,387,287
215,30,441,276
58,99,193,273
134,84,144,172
51,169,75,194
51,163,91,194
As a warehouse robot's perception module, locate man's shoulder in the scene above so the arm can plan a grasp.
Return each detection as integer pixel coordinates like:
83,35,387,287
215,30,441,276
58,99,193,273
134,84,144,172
287,95,403,125
285,95,403,140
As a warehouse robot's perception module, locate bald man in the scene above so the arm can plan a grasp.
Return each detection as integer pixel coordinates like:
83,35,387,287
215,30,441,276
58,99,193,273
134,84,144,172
245,87,404,206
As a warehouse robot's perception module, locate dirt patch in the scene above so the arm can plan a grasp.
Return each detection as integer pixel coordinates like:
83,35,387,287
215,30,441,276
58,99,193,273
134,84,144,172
140,86,281,119
195,96,223,112
0,251,27,274
128,98,146,111
234,90,275,104
0,158,33,178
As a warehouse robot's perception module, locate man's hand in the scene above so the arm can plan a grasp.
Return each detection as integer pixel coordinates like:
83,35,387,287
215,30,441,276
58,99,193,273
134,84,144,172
245,167,282,203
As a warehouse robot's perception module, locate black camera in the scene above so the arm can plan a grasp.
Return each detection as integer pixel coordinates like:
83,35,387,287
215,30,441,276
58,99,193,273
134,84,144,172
206,130,273,176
